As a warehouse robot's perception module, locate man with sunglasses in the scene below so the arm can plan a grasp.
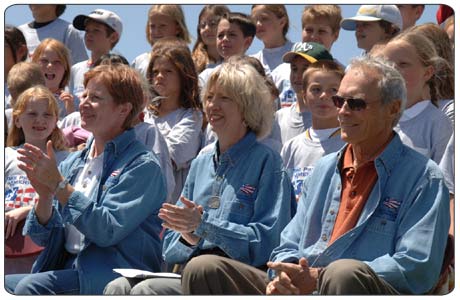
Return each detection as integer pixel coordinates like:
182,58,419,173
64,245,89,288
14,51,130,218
182,56,450,295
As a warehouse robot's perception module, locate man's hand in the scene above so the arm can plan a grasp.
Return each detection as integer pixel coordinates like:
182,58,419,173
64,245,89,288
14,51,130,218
266,257,321,295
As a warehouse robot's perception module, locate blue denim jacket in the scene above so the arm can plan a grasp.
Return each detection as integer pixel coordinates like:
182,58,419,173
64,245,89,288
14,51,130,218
163,131,296,267
23,129,167,294
269,133,450,294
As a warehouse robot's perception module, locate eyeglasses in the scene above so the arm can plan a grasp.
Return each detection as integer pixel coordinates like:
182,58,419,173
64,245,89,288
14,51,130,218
332,95,370,111
199,18,220,29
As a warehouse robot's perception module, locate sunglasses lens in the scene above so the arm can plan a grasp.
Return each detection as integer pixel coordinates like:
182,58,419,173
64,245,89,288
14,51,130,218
348,98,367,111
332,96,344,108
332,96,367,111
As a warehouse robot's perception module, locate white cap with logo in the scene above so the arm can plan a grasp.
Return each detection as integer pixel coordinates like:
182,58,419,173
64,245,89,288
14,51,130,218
73,9,123,37
340,5,403,31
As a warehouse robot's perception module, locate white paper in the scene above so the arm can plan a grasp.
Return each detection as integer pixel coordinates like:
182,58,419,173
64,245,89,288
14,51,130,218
113,268,181,279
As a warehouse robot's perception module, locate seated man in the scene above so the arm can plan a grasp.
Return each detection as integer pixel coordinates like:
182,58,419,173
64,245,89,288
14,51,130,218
181,56,450,295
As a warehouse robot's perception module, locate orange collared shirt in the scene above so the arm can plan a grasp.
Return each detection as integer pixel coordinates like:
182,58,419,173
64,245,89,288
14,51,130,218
328,144,378,245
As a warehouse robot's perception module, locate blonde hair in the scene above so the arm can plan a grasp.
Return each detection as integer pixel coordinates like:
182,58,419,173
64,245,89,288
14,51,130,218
192,5,230,73
203,62,274,139
252,5,290,36
84,65,145,130
390,30,454,105
7,62,45,103
302,5,342,34
302,60,345,91
146,5,191,45
31,38,71,88
7,85,67,150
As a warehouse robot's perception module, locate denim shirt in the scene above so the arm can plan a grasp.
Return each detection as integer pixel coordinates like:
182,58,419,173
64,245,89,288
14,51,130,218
163,131,296,267
269,133,450,294
23,129,167,294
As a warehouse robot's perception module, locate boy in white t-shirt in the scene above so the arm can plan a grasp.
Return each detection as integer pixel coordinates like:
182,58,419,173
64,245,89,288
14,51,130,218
68,9,123,102
18,5,88,64
268,42,333,146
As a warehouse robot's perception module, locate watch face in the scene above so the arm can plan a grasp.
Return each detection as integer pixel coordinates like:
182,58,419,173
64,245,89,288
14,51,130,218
59,179,68,189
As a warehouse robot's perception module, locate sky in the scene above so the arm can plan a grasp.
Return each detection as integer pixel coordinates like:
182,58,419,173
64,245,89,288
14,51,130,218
2,2,445,67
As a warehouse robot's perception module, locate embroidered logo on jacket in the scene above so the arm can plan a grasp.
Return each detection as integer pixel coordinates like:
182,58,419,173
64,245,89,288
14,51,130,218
382,198,401,210
110,169,121,177
239,184,256,195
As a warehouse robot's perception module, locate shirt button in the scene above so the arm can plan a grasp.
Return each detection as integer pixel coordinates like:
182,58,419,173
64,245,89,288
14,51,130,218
321,234,328,241
336,185,341,190
329,210,335,215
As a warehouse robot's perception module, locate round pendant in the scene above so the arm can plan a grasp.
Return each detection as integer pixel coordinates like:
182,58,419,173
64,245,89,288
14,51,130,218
208,196,221,209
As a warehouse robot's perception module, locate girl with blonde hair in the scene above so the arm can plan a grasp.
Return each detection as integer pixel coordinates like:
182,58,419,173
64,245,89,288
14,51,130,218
381,30,453,163
250,4,293,75
31,38,74,120
132,4,191,77
5,85,68,274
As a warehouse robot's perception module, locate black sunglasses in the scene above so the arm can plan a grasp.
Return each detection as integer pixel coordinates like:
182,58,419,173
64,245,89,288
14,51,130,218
332,95,368,111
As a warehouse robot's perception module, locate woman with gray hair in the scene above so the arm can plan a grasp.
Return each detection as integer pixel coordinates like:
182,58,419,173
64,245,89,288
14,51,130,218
104,61,296,295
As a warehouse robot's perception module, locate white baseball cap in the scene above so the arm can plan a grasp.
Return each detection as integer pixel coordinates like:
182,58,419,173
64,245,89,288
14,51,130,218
73,9,123,37
341,5,403,31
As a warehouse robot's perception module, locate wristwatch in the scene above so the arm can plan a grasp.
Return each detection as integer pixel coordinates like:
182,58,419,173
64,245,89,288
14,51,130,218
55,178,69,194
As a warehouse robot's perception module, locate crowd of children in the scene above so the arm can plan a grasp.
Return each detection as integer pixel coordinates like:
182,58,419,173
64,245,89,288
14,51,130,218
3,4,455,296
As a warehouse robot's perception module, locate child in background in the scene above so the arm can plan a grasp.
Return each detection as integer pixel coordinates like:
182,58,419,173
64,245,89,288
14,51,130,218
397,4,425,30
69,9,123,101
146,44,203,204
5,85,69,274
271,5,342,108
409,23,454,124
199,12,256,87
132,5,191,77
5,62,46,130
381,30,452,163
281,61,345,200
301,5,342,53
192,5,230,73
269,42,334,146
443,15,454,49
31,38,75,120
18,5,88,65
250,5,293,76
341,5,402,54
5,25,28,109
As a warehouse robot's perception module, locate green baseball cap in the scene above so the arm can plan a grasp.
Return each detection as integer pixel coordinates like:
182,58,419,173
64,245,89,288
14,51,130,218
282,42,333,64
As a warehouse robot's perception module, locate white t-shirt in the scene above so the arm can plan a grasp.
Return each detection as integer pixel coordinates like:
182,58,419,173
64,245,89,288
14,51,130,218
250,40,294,76
65,143,104,254
18,18,88,64
5,146,69,211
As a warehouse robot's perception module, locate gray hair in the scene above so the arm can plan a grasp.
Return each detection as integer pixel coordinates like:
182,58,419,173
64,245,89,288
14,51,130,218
347,56,407,127
202,62,274,139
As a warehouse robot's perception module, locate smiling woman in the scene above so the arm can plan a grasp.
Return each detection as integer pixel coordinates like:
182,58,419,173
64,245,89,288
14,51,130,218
104,61,296,295
4,65,168,295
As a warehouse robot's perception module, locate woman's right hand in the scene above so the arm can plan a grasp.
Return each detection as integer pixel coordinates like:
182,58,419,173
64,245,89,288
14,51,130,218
4,206,32,239
17,141,61,198
159,196,203,234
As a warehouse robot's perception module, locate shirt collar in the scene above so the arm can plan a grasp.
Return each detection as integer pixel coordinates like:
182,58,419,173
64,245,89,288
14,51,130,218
214,131,257,165
337,132,405,175
83,128,136,159
400,100,430,122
